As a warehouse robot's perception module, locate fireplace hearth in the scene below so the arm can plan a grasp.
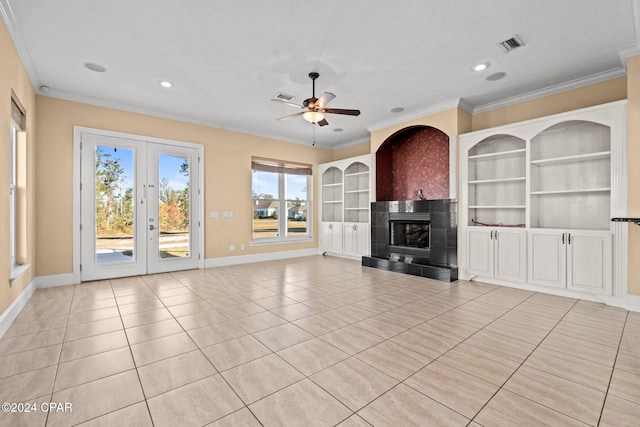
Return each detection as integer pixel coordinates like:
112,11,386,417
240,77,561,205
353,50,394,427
363,199,457,281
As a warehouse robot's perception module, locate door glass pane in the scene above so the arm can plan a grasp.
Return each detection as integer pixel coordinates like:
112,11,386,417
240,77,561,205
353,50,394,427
158,154,190,259
252,170,279,239
95,145,134,264
286,174,308,236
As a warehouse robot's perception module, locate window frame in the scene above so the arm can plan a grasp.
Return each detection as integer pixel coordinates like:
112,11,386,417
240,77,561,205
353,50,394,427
251,158,312,245
9,121,17,266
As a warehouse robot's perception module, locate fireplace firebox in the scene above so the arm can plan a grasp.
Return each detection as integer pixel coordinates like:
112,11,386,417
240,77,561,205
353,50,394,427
388,212,430,263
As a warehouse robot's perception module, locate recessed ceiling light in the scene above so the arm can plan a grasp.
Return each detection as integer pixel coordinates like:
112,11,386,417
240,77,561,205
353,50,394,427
84,62,106,72
333,128,344,132
472,63,489,72
160,81,173,88
390,107,405,113
486,72,507,81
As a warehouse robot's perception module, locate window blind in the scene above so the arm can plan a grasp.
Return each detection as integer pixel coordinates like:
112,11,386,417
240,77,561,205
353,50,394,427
11,97,26,130
251,157,312,176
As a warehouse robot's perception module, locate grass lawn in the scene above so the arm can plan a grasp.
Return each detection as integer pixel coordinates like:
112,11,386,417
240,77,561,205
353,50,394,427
253,218,308,238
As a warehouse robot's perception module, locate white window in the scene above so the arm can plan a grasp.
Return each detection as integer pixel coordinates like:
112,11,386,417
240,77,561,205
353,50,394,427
251,157,312,243
9,98,25,267
9,122,17,266
9,97,27,283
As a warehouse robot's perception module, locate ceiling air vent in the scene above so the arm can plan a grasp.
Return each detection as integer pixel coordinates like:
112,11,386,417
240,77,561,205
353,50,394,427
498,35,525,53
275,93,294,101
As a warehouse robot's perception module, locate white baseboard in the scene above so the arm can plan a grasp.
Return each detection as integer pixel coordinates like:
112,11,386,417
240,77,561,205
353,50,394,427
36,273,78,288
625,294,640,312
205,248,320,268
0,278,37,338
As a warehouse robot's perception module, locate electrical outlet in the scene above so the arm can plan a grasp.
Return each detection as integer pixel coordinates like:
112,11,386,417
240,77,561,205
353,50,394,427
240,244,246,250
229,244,235,251
210,211,219,218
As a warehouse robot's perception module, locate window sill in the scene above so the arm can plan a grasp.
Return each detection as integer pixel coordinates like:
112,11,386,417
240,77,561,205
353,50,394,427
251,237,314,247
9,264,31,287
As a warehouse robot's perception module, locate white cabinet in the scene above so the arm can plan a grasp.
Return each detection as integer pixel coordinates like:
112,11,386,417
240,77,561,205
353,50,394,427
318,154,373,259
320,222,342,254
468,228,526,282
460,100,626,300
529,230,612,295
343,223,369,257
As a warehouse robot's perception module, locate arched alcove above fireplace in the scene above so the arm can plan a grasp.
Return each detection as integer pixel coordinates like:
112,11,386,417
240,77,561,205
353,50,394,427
364,125,458,281
376,125,451,201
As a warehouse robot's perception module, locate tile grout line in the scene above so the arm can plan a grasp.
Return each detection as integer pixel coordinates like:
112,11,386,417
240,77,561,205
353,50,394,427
44,282,77,427
142,271,267,426
596,309,630,426
6,260,634,426
110,278,156,427
463,294,583,424
351,288,582,424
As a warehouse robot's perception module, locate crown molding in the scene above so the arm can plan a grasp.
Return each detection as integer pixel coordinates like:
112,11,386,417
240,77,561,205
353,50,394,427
367,98,470,133
331,136,371,151
472,67,627,114
617,0,640,66
39,90,353,150
0,0,40,90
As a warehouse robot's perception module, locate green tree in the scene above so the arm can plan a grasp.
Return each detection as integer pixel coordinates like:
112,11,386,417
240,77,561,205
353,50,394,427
95,147,127,234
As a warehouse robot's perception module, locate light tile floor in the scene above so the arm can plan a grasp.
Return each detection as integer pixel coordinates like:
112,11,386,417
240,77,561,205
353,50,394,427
1,256,639,426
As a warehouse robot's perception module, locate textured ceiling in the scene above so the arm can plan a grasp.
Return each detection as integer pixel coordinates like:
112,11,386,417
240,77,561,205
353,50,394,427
3,0,638,148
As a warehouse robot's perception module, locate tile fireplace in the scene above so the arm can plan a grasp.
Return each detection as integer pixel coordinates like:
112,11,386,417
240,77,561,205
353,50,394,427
363,199,458,281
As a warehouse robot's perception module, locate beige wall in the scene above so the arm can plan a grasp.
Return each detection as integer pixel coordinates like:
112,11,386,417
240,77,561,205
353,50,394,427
627,56,640,295
0,21,37,314
35,97,333,276
332,142,370,161
472,77,627,131
370,108,461,153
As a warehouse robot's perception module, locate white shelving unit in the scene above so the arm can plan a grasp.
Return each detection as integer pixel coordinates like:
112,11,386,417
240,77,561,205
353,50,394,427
318,154,373,259
459,101,628,302
466,134,527,228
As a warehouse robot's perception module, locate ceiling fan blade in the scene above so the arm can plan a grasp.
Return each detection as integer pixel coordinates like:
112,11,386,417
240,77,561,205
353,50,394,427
317,118,329,127
277,112,304,121
321,108,361,116
316,92,336,108
271,98,303,109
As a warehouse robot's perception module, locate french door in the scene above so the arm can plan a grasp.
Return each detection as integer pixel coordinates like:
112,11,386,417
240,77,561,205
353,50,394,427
80,133,200,281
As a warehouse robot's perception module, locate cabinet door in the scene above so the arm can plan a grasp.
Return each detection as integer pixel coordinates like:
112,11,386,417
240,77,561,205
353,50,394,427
467,228,494,277
567,231,612,295
354,223,370,256
342,223,370,257
494,229,527,282
342,224,355,255
320,222,342,254
528,230,566,288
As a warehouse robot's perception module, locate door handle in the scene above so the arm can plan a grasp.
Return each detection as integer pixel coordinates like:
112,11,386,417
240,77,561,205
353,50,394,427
562,233,565,244
568,233,571,245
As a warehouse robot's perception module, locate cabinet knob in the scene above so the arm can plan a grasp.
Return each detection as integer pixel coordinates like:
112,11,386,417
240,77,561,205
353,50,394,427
568,233,571,245
562,233,565,244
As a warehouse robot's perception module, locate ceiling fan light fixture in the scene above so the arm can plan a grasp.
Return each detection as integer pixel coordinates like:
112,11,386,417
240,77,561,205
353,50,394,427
302,111,325,123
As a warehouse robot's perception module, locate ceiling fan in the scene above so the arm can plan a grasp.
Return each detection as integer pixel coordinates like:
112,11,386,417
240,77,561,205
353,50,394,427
272,72,360,127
